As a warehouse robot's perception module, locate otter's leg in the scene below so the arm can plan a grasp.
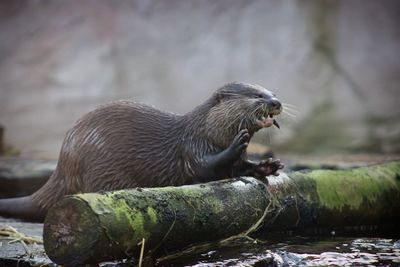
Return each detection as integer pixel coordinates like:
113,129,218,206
195,129,250,181
234,158,284,179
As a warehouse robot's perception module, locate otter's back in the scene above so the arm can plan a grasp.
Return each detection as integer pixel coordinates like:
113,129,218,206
58,101,185,193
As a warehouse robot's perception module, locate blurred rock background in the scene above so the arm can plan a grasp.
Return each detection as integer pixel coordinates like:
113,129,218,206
0,0,399,159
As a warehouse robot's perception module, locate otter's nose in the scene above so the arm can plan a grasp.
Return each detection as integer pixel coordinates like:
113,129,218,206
269,98,282,110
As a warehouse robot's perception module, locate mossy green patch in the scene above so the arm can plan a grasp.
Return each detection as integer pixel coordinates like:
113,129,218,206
156,185,226,213
79,192,151,250
147,207,158,224
304,162,400,210
131,212,146,235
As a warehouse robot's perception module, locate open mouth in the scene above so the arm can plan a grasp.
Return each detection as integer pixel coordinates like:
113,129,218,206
256,110,281,129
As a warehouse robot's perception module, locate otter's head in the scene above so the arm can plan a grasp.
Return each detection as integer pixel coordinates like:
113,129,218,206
205,82,282,146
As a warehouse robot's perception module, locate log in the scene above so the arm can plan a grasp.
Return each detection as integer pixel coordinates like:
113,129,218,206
260,160,400,235
43,178,269,266
43,161,400,266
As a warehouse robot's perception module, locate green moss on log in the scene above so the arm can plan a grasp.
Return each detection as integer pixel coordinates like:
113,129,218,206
44,178,269,266
293,162,400,210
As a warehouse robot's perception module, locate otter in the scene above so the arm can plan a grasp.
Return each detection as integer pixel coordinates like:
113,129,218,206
0,82,283,222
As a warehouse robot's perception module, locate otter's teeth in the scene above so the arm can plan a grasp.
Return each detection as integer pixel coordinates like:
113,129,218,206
259,116,267,126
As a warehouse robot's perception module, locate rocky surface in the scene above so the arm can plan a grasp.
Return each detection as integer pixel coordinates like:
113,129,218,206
0,221,53,267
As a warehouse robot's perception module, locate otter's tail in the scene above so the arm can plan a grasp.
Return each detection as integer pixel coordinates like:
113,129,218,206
0,196,45,222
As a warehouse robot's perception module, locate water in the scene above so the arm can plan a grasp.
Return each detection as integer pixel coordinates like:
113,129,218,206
163,237,400,266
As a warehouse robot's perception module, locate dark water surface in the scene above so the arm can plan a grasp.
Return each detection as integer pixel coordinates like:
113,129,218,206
163,236,400,267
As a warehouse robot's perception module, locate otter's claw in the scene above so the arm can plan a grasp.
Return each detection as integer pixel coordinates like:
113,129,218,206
255,158,284,177
229,129,250,156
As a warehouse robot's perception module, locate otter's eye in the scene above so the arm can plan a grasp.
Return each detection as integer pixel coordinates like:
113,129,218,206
255,94,263,98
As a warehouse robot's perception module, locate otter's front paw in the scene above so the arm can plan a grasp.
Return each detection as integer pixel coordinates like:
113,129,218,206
256,158,284,177
229,129,250,157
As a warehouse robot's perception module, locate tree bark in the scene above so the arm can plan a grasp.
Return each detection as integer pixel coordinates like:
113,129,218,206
43,177,269,266
260,160,400,235
43,161,400,266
